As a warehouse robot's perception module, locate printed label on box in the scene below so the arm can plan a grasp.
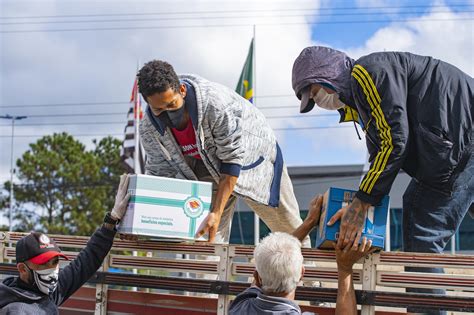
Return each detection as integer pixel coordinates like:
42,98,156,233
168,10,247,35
118,174,213,241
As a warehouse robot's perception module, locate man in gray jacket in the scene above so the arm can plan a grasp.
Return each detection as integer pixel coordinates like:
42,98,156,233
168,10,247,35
137,60,310,247
292,46,473,314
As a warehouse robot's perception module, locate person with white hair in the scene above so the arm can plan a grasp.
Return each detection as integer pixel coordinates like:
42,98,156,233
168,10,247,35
229,195,374,315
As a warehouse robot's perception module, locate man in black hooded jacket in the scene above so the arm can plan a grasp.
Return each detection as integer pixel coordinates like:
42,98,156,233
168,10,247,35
292,46,473,315
0,175,131,315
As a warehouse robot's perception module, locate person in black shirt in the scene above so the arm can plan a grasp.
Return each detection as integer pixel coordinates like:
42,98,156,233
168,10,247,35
0,175,131,315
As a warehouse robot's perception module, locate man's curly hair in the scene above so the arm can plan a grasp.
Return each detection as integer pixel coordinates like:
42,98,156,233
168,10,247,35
137,60,180,99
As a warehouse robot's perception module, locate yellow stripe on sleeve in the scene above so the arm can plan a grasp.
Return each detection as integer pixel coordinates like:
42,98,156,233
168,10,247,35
351,65,394,194
352,71,387,192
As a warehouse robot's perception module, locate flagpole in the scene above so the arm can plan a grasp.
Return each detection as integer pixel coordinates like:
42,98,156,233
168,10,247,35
132,61,140,292
134,61,141,175
252,24,260,246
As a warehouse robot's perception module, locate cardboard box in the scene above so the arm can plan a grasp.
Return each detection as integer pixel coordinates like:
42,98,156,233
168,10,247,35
118,174,212,241
315,187,390,249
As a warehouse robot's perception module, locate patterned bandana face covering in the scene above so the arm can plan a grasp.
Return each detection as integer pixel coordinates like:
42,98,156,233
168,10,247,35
313,88,345,110
26,264,59,295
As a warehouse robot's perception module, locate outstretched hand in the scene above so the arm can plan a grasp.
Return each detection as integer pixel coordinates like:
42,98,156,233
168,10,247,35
111,174,131,221
332,237,375,273
195,212,222,242
306,194,323,226
327,197,370,248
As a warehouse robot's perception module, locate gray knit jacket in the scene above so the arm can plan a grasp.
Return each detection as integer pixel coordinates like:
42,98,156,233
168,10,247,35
139,74,284,207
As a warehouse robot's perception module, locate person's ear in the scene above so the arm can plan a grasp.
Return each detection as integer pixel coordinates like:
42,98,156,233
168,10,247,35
300,265,305,281
253,270,262,288
179,83,187,98
17,262,31,283
17,263,27,274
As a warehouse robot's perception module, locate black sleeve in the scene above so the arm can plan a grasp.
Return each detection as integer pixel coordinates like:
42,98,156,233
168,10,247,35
351,59,410,205
53,226,116,305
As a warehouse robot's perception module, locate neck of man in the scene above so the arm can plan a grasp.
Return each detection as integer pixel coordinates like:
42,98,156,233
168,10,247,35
263,289,296,300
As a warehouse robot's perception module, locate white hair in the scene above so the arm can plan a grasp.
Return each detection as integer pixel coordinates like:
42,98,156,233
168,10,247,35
254,232,304,294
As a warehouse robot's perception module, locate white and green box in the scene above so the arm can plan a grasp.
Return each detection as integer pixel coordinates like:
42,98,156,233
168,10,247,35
118,174,212,240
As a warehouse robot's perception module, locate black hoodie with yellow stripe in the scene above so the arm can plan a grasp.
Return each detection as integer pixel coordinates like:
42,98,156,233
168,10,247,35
344,51,473,205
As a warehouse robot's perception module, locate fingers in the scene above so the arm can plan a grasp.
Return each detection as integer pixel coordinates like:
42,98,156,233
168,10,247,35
352,231,362,251
123,174,130,189
195,221,209,239
314,195,323,208
337,222,354,248
327,208,343,226
359,236,368,252
311,195,323,215
208,226,216,243
307,194,323,224
118,174,131,192
344,228,358,247
364,240,374,254
119,174,127,189
342,238,353,253
336,228,344,248
310,194,322,208
194,226,207,239
121,174,131,192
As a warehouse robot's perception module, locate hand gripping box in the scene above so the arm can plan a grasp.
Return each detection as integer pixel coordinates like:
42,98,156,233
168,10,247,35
315,187,390,250
118,174,212,241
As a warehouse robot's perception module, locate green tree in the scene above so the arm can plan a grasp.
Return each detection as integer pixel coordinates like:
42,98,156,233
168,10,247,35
1,133,125,235
93,136,125,214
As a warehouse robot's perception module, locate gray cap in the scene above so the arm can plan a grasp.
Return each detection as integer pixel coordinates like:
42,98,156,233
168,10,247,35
292,46,355,113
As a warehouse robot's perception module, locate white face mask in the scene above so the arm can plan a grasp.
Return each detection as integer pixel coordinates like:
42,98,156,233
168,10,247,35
32,266,59,295
313,88,345,110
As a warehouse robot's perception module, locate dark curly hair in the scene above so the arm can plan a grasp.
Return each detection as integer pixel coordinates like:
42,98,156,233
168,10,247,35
137,60,180,99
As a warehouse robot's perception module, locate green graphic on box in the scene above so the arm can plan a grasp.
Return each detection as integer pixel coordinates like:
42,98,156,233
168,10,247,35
118,175,213,240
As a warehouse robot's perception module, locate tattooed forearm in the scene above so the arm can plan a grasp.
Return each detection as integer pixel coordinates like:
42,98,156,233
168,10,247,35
342,199,366,228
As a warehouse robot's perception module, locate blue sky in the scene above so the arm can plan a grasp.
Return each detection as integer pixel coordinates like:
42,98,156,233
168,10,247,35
0,0,473,184
278,0,474,166
313,0,471,48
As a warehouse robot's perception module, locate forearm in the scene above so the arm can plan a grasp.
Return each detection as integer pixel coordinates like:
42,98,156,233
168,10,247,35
335,268,357,315
57,226,116,302
292,219,316,242
212,174,238,215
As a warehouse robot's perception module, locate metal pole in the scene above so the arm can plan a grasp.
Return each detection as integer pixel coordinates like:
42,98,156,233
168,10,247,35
134,62,141,175
1,115,26,231
450,234,456,255
252,25,260,246
132,63,142,290
9,119,15,232
385,205,391,252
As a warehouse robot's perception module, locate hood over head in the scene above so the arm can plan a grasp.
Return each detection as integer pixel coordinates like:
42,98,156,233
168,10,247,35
0,277,44,308
292,46,355,113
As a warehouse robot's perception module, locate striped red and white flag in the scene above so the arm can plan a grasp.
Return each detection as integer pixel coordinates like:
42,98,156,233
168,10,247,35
120,76,146,173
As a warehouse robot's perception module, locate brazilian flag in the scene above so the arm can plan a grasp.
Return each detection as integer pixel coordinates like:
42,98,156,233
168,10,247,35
235,38,254,104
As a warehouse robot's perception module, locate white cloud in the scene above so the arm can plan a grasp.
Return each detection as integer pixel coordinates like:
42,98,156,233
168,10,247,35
0,0,322,181
1,0,472,182
344,5,474,76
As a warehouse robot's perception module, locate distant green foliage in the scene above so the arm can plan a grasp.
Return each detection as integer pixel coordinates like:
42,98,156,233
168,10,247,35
1,133,126,235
